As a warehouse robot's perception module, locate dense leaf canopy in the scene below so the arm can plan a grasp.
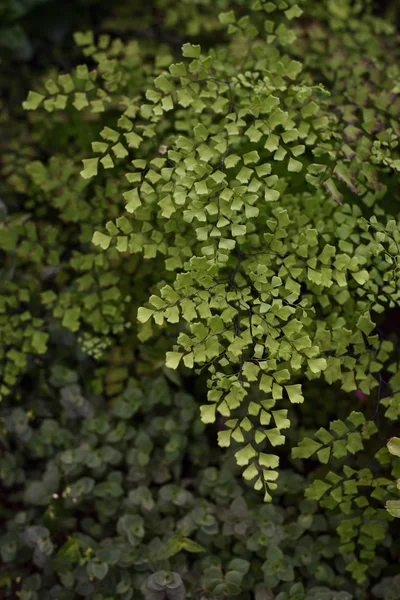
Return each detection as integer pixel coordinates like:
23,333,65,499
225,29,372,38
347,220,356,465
1,0,400,598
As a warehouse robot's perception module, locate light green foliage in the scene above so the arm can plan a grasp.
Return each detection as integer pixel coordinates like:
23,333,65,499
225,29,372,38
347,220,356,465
1,0,399,592
69,2,400,532
385,437,400,520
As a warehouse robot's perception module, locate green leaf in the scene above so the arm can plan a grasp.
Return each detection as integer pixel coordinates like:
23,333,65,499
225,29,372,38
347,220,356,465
31,331,49,354
180,538,206,553
92,231,112,250
80,158,99,179
201,404,217,424
265,189,280,202
124,132,143,148
56,537,81,562
288,158,303,172
265,133,280,152
73,31,94,46
317,447,331,464
266,428,285,447
62,307,80,332
219,10,236,24
231,224,246,237
87,561,109,580
285,384,304,404
161,95,174,111
272,410,290,430
261,96,280,113
306,480,331,501
58,73,74,93
22,91,45,110
154,75,174,93
112,142,128,158
235,444,257,466
357,312,375,336
182,43,201,58
347,411,365,428
243,151,260,165
322,178,343,205
73,92,88,111
101,126,119,142
330,420,349,437
124,188,141,213
292,437,322,459
243,462,259,480
137,307,154,323
287,60,303,80
347,432,363,454
225,155,241,168
165,352,183,370
285,5,303,20
258,453,279,469
386,500,400,518
194,123,208,141
387,437,400,457
100,154,114,169
352,270,369,285
169,62,187,77
307,358,327,374
236,167,253,184
218,429,231,447
177,89,194,107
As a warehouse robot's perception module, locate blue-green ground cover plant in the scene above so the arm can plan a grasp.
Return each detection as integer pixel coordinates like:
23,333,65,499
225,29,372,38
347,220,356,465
1,0,400,597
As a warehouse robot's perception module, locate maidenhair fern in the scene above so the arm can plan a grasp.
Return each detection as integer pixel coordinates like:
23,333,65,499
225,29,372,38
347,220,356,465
17,0,400,582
